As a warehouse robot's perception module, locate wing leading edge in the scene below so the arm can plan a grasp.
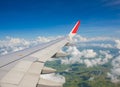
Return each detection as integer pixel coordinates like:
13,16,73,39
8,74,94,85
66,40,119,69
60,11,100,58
0,20,80,87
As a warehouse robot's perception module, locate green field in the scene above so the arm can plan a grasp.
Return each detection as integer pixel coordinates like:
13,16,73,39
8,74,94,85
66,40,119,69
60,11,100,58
45,60,120,87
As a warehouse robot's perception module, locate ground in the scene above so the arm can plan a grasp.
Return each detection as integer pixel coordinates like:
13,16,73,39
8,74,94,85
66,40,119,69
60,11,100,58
45,60,120,87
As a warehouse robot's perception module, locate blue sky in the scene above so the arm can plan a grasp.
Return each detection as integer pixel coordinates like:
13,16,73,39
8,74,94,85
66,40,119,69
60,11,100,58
0,0,120,39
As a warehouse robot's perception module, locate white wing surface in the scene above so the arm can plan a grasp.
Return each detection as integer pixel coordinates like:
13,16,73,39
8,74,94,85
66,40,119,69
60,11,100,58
0,21,80,87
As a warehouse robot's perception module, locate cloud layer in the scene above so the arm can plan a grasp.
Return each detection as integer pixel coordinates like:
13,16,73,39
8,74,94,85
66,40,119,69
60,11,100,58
0,35,120,83
0,36,30,55
0,36,57,55
61,46,113,67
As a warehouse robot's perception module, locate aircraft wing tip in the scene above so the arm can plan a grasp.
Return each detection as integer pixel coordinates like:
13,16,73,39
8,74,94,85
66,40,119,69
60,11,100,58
69,20,80,38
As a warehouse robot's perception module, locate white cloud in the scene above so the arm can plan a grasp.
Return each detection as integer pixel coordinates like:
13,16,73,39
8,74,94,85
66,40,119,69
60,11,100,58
0,36,55,55
99,50,112,59
0,49,8,55
0,37,31,55
32,36,62,45
84,59,94,67
73,35,87,42
66,46,97,58
61,46,113,67
61,46,83,64
115,40,120,49
73,35,119,49
61,46,97,65
83,50,113,67
6,36,30,46
108,55,120,83
34,36,54,44
40,73,65,84
82,49,97,58
92,43,113,48
73,35,114,43
66,46,81,56
76,43,114,49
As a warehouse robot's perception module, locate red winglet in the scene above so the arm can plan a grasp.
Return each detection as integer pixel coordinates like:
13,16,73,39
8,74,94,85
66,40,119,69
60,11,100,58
72,20,80,34
69,20,80,39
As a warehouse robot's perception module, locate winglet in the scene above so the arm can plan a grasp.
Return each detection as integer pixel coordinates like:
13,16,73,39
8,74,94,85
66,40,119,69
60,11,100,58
69,20,80,40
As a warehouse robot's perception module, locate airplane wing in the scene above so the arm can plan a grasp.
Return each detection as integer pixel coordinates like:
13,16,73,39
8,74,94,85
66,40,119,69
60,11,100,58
0,21,80,87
